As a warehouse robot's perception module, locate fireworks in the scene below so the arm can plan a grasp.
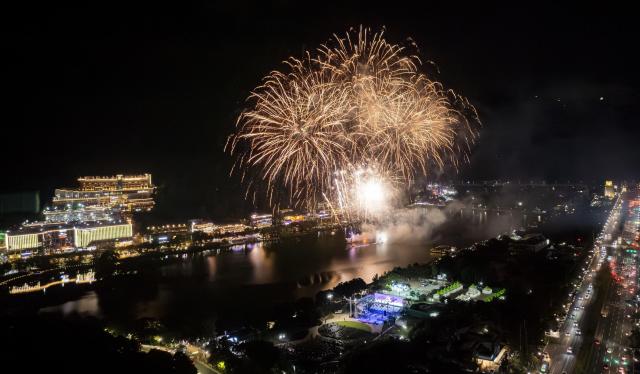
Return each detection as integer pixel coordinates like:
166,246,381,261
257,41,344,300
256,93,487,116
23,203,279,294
227,26,479,217
329,165,395,221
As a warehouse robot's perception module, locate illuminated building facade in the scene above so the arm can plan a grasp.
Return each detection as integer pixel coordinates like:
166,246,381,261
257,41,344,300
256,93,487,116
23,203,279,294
604,180,616,199
43,204,114,223
52,174,156,213
4,221,133,252
5,232,40,251
145,223,189,244
218,223,249,235
250,213,273,228
74,223,132,248
283,214,306,225
146,223,188,235
189,219,217,234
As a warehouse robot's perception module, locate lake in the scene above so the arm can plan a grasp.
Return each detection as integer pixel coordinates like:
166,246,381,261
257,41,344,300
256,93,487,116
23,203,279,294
25,208,522,336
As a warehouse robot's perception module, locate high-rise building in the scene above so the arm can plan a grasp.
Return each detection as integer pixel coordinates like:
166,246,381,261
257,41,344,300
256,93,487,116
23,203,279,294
52,174,155,213
604,180,615,199
2,174,153,255
4,221,133,252
0,191,40,215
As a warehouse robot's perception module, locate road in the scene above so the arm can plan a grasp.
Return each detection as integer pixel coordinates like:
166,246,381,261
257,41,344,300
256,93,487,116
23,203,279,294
141,343,222,374
546,187,640,374
545,193,624,374
581,189,639,374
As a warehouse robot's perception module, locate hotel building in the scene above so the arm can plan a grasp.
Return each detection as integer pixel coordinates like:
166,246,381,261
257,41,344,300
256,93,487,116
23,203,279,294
52,174,156,213
4,221,133,252
250,213,273,228
43,204,115,223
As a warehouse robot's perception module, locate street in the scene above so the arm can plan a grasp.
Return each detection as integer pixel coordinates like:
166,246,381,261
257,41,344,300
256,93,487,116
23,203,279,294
546,188,640,374
546,194,624,374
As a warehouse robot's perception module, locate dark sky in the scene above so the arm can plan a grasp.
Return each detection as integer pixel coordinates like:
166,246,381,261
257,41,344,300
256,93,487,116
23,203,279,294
2,1,638,219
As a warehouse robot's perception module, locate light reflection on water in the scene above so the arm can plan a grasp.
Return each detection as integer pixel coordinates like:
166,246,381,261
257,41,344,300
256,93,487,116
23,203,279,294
40,291,102,316
35,209,521,335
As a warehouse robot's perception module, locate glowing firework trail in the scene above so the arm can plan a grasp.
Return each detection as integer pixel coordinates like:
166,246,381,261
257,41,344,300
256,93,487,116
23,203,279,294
331,165,395,222
227,26,480,215
228,56,352,206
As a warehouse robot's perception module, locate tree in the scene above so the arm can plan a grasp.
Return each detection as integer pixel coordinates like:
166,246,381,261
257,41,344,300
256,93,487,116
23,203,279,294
95,250,118,278
235,340,282,374
133,317,166,343
333,278,367,297
144,349,175,374
430,262,438,277
172,351,197,374
0,314,195,374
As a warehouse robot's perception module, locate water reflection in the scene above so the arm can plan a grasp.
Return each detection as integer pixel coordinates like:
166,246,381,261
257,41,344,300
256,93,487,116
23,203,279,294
34,209,521,335
40,291,102,316
206,256,217,282
247,242,275,284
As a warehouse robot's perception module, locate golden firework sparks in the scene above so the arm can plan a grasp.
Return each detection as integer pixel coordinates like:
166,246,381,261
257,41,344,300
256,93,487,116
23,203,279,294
227,26,480,215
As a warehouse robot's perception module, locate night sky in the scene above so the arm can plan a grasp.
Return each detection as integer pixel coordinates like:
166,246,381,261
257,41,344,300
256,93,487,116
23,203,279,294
3,2,638,219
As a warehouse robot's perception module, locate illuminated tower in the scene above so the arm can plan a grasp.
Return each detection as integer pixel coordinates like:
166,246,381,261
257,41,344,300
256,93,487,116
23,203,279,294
604,181,615,199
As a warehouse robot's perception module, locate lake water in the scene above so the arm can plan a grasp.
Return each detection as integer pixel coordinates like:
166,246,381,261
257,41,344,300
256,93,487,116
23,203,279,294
29,208,522,336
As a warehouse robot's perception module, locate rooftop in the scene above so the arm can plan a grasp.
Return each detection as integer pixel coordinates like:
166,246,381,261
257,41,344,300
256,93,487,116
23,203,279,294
6,219,129,235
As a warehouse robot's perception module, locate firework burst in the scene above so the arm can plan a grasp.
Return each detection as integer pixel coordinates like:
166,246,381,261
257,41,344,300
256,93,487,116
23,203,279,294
227,26,480,216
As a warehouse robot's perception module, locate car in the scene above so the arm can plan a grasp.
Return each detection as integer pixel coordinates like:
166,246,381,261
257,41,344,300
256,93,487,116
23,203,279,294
604,364,609,370
540,362,549,373
565,331,571,336
595,339,600,345
567,346,573,354
607,347,613,354
576,329,582,335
